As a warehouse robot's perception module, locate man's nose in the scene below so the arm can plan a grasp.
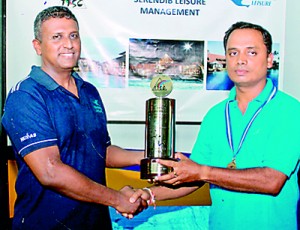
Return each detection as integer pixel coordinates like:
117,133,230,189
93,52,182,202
237,53,247,65
63,37,73,49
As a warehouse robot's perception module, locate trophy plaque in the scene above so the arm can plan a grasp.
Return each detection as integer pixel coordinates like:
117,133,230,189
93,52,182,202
140,75,176,179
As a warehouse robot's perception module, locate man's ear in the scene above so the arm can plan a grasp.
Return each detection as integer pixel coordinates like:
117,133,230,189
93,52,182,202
32,39,42,56
267,53,274,69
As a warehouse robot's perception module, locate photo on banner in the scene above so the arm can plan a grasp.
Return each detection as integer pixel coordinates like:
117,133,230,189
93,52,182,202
128,39,204,90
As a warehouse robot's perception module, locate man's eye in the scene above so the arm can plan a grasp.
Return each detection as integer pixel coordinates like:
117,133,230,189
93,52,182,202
70,33,79,39
52,34,61,40
248,51,257,56
229,51,237,56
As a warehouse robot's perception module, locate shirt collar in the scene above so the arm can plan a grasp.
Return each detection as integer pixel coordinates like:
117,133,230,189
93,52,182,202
29,65,84,91
228,78,275,103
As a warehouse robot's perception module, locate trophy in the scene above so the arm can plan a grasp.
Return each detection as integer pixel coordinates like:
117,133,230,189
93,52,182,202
140,75,176,179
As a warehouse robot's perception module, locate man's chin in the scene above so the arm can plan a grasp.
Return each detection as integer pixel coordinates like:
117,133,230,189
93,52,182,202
60,63,78,70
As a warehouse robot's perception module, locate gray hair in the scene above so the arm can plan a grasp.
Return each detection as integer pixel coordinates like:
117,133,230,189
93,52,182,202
34,6,79,41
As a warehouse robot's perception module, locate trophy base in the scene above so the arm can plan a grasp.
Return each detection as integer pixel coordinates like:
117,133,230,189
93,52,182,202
140,158,176,179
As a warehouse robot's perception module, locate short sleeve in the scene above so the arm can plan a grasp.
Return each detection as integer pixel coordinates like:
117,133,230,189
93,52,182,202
2,90,57,157
262,100,300,177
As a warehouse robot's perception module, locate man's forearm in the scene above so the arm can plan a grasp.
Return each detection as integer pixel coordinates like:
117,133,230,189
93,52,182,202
201,165,287,195
106,145,144,168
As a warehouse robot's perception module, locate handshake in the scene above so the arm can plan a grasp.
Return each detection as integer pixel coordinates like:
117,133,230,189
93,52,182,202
113,152,200,218
115,185,154,219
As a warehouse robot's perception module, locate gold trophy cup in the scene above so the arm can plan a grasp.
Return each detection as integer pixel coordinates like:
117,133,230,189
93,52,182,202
140,75,176,179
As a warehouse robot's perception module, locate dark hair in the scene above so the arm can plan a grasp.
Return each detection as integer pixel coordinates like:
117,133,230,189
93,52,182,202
34,6,79,41
223,21,272,54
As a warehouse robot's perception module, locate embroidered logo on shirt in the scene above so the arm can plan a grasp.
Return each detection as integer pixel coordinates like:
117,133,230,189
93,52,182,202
20,133,37,142
92,100,103,113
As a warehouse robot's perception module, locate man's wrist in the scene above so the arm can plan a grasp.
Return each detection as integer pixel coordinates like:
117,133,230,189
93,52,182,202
199,164,210,181
143,187,156,208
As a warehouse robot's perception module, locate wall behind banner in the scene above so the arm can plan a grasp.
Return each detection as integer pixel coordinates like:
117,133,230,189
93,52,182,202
283,0,300,100
5,0,300,153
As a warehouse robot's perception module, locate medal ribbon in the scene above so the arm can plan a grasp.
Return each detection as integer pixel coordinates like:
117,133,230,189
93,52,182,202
225,85,277,159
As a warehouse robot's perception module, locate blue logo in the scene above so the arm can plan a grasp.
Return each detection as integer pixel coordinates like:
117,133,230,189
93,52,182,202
231,0,272,7
231,0,251,7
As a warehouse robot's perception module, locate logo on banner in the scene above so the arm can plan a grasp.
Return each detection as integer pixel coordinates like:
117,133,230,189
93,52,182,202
44,0,87,8
231,0,272,7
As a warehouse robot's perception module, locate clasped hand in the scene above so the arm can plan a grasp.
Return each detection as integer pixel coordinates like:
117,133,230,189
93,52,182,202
118,153,202,218
116,185,150,219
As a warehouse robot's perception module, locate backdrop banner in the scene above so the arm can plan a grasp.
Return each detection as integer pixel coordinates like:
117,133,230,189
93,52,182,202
7,0,285,122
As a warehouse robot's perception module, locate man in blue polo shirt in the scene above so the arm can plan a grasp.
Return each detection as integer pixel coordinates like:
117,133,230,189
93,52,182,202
131,22,300,229
2,6,147,230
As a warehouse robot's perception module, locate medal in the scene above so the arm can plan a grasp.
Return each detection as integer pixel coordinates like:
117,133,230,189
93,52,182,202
227,159,236,169
225,85,277,169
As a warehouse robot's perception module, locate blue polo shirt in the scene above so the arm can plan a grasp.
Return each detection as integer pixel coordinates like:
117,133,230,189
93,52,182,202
191,79,300,230
2,66,112,229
